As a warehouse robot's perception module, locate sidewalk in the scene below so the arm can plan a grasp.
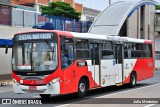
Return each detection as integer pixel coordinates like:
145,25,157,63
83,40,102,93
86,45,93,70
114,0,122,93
0,74,12,86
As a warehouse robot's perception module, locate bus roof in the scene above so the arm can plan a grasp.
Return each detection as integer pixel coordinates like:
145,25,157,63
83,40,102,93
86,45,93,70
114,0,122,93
13,30,152,44
70,32,152,44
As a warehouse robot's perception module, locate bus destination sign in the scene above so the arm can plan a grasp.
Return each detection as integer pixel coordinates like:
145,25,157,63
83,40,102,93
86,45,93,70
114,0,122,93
16,33,52,41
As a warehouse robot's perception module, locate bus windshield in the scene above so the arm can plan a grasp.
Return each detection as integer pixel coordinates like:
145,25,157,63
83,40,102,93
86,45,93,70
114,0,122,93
12,41,58,72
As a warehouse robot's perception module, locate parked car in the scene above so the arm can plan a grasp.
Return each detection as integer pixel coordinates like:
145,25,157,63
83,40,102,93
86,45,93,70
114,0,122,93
32,22,54,30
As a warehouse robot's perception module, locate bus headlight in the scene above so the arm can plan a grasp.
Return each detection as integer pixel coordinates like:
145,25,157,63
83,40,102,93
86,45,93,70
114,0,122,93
48,78,60,86
13,79,20,86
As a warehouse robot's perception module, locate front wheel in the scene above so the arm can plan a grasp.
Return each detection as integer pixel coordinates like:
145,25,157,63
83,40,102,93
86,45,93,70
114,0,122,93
77,79,88,98
39,94,51,98
130,72,137,87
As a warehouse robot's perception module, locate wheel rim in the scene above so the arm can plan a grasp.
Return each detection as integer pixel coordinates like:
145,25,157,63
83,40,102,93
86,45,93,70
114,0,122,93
132,75,136,85
79,82,86,93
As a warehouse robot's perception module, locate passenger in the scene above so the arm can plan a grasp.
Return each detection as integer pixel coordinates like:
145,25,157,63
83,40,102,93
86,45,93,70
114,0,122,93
61,51,68,69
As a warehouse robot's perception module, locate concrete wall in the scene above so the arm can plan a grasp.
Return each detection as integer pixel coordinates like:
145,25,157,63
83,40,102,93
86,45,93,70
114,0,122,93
155,60,160,68
127,9,138,38
0,25,34,39
0,48,12,75
155,35,160,51
154,35,160,69
0,25,34,75
127,5,155,40
144,5,149,39
149,5,155,40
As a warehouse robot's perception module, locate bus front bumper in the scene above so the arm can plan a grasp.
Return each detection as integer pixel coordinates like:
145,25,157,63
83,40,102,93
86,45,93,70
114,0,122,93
13,81,60,95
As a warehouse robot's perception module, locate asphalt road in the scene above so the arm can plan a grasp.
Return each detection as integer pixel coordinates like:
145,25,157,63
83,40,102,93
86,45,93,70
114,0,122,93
0,70,160,107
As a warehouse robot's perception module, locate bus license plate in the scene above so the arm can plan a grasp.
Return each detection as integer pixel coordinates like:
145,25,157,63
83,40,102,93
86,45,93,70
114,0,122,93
29,86,37,91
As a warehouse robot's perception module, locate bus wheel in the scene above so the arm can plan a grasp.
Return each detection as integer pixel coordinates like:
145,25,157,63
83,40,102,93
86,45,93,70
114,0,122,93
77,79,88,98
130,72,137,87
39,94,51,98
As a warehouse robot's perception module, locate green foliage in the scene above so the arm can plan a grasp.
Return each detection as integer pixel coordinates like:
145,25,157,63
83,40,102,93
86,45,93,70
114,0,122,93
156,5,160,10
41,2,81,20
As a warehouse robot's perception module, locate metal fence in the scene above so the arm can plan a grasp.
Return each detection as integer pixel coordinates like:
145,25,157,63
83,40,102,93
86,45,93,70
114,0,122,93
11,8,92,33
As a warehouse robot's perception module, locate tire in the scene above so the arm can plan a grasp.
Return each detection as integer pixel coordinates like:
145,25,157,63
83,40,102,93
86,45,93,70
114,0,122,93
77,79,88,98
39,94,51,98
130,72,137,87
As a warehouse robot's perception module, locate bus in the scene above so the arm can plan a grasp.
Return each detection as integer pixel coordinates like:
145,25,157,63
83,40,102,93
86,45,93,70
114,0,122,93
11,30,154,98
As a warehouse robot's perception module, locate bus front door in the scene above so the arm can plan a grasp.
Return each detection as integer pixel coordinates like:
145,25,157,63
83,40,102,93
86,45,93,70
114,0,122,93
90,43,100,87
114,44,123,83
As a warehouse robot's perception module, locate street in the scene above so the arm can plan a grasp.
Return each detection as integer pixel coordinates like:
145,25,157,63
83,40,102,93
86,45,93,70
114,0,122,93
0,0,159,107
0,70,159,107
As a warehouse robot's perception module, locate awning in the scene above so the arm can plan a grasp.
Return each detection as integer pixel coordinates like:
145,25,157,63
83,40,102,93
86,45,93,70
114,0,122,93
0,39,13,48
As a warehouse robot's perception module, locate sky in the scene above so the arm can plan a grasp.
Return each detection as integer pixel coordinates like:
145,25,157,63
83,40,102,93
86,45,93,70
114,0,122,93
75,0,160,11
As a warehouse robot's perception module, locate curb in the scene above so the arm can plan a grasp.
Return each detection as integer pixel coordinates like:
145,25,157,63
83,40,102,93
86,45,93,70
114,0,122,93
155,68,160,70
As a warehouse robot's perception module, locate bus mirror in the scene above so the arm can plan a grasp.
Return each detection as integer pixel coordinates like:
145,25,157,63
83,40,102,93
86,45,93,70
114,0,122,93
5,45,8,54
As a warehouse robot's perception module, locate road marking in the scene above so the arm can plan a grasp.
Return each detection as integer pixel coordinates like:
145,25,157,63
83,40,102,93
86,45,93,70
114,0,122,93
96,83,160,98
55,104,69,107
0,89,13,93
144,104,156,107
55,83,160,107
32,96,40,98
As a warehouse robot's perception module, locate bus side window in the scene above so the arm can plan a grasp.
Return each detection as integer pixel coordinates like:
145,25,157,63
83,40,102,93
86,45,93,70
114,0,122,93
143,44,152,58
101,41,114,59
124,43,133,59
76,39,90,59
61,37,74,69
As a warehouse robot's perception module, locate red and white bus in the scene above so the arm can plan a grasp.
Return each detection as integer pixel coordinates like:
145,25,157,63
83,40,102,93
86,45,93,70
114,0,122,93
11,30,154,98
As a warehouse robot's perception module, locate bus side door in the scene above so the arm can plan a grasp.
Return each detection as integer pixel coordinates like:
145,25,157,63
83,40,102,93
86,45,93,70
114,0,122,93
114,44,123,83
90,43,100,87
100,41,116,87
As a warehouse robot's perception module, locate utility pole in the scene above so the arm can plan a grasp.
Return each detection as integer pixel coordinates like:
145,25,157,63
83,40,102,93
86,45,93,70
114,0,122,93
109,0,111,5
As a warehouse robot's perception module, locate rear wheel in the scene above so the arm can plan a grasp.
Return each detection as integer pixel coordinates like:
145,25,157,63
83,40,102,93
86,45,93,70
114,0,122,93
77,79,88,98
39,94,51,98
130,72,137,87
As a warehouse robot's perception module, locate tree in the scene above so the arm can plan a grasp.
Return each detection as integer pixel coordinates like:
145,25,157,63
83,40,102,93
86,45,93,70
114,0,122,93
41,2,82,20
156,5,160,10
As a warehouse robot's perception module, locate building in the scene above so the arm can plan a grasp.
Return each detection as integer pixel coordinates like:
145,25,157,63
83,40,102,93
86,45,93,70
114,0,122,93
0,0,12,26
10,0,82,13
89,0,158,68
89,0,157,40
81,7,101,22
